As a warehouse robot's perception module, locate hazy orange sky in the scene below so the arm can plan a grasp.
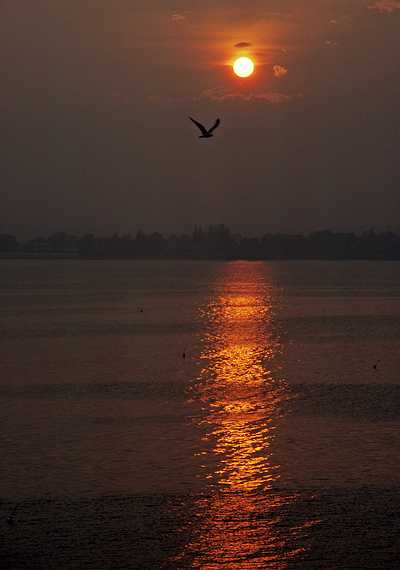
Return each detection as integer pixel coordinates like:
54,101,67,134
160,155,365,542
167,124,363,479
1,1,399,236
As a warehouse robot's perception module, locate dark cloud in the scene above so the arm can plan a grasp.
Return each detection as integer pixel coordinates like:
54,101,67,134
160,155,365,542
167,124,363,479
234,42,252,48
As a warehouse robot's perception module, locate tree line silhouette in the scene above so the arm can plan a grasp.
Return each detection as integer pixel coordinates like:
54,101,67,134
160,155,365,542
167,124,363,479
1,225,400,260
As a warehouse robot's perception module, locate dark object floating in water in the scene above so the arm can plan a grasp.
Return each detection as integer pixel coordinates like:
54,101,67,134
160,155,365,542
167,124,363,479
373,360,380,370
189,116,221,138
7,504,18,526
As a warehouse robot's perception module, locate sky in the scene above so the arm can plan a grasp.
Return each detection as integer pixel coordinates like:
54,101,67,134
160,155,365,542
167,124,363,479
1,0,399,237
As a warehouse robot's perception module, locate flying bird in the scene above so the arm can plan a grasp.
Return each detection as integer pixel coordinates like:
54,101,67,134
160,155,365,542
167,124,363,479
189,117,221,138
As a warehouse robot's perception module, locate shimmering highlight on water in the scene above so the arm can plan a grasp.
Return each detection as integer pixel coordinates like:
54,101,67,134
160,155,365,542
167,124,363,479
177,263,316,567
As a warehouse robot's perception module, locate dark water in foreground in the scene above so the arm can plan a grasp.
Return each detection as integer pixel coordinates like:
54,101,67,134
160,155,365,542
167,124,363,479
1,260,399,568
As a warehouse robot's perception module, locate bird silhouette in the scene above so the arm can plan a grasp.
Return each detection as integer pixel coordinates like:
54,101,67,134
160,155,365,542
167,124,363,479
189,117,221,138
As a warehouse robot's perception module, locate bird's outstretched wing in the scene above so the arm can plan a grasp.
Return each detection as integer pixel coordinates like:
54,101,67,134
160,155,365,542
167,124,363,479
209,118,221,133
189,116,209,136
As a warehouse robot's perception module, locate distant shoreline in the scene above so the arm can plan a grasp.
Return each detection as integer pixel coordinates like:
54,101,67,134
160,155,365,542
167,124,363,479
1,226,399,261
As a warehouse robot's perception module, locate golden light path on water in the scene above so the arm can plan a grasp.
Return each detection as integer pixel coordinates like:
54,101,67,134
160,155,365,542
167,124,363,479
177,262,314,568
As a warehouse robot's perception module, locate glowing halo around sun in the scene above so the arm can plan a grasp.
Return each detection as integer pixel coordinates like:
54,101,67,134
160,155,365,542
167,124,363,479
233,56,255,78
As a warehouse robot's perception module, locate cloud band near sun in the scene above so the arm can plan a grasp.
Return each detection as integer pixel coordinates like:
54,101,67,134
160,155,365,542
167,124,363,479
171,13,186,22
199,87,301,104
368,0,400,13
147,88,302,105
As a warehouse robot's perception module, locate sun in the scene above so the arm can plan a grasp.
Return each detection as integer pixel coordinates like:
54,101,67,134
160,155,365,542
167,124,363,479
233,56,255,78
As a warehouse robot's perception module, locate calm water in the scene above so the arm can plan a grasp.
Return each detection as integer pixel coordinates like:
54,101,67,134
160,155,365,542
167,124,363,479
0,260,399,568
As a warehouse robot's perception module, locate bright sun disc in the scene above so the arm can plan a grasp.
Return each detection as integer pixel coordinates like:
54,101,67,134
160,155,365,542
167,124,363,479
233,56,254,78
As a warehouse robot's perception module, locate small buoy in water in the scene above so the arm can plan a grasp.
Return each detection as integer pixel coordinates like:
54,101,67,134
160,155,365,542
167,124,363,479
7,504,18,526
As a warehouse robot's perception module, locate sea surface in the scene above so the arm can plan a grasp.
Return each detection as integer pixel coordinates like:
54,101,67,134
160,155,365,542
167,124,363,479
0,260,399,568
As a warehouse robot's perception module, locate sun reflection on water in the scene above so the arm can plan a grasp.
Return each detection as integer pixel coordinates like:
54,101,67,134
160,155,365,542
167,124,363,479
177,262,314,568
196,264,284,494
